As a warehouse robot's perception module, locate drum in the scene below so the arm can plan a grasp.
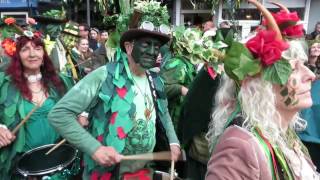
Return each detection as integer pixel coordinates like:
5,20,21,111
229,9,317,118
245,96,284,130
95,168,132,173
16,144,78,178
154,171,182,180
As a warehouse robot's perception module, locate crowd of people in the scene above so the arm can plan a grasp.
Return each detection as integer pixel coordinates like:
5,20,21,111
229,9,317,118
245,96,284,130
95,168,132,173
1,0,320,179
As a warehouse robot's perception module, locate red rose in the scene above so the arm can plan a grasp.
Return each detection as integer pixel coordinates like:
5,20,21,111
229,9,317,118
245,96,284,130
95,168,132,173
246,30,276,57
4,17,16,25
282,24,304,38
272,10,300,25
246,30,289,66
261,41,287,66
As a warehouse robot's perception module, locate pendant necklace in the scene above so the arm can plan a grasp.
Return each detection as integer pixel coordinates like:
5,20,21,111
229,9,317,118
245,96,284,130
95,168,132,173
132,76,154,120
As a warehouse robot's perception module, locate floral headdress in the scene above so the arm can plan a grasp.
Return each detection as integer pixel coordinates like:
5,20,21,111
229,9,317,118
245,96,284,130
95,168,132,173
1,17,41,57
171,26,226,79
222,0,300,86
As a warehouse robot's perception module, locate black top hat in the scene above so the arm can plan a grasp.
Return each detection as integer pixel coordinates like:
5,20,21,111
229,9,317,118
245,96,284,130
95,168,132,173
120,29,170,52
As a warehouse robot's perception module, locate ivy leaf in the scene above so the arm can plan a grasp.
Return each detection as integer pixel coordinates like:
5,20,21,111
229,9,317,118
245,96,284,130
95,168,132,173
263,59,292,85
224,42,259,82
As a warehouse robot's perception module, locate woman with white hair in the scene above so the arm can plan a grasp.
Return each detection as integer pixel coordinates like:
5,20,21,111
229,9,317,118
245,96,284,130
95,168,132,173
206,0,319,179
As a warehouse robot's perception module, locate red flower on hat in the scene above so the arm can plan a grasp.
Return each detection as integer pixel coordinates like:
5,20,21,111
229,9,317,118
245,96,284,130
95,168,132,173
246,30,289,66
117,127,126,139
4,17,16,25
272,10,300,25
282,24,304,38
1,38,16,56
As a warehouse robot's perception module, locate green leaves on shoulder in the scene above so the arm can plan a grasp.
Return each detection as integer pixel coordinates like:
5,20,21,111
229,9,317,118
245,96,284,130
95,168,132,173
262,59,292,85
224,42,261,82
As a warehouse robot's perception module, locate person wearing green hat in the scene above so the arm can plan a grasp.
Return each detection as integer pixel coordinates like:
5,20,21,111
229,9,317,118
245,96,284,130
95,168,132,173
50,21,81,81
206,1,319,179
48,1,180,179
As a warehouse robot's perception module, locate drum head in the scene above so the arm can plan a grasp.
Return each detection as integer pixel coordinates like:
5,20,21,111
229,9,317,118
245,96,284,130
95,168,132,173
17,144,77,176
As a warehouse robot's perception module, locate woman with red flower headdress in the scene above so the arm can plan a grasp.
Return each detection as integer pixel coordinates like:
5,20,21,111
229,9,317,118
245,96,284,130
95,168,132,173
0,30,78,179
206,1,319,179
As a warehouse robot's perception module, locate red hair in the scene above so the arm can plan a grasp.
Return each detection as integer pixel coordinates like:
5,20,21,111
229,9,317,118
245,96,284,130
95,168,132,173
6,36,65,101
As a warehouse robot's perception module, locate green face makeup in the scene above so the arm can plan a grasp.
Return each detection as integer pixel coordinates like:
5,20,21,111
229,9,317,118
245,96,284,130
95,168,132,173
131,37,161,69
280,77,299,106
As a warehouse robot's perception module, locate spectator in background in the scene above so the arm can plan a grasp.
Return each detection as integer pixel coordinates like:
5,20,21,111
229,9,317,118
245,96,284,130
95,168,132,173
308,22,320,40
298,41,320,172
70,38,94,79
100,30,109,45
89,27,99,51
79,23,90,39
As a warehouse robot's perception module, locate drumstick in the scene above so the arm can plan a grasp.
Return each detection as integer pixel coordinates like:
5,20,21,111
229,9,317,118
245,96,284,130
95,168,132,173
122,151,172,161
170,159,175,180
45,139,66,155
12,105,39,134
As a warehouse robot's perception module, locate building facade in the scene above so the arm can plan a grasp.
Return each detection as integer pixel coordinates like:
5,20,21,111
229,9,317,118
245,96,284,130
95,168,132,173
173,0,320,39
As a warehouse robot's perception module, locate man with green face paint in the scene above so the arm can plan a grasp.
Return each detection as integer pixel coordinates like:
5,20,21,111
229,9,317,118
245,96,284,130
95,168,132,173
48,3,181,179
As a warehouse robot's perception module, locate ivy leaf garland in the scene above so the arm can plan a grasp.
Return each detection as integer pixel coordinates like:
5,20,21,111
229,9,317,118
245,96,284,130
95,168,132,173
262,59,292,85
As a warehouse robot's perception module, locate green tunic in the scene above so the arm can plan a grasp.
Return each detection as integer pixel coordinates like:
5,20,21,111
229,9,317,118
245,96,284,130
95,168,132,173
23,98,60,151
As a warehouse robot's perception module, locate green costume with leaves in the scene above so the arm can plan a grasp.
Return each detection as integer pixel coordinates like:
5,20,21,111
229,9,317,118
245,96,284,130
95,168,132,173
49,49,179,179
160,56,196,129
0,72,73,179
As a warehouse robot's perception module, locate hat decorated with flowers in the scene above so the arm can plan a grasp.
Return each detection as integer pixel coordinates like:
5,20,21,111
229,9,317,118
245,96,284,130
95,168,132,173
221,0,306,86
1,17,42,57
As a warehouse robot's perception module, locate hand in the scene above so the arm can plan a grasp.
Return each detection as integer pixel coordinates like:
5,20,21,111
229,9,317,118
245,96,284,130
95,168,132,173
77,115,89,127
170,144,181,162
181,86,188,96
91,146,123,166
0,127,15,148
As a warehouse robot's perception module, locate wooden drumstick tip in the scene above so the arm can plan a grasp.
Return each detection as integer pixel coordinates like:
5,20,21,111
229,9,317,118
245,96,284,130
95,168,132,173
45,139,66,155
170,159,175,180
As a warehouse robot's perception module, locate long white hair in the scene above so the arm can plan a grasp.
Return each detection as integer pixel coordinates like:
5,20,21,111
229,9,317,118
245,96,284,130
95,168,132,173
206,74,301,152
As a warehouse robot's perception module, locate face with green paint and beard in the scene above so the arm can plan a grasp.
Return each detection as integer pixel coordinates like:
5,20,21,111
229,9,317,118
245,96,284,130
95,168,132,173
130,37,162,69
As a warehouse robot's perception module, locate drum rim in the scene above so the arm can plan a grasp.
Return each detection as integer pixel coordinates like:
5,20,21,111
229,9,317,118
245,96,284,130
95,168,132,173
16,143,78,176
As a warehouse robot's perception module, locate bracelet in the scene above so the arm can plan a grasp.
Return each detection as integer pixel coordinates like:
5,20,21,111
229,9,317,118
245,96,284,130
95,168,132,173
80,112,89,118
0,124,8,129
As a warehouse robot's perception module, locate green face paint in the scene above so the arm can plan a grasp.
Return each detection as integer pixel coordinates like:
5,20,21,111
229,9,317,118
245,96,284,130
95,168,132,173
280,77,299,107
131,37,161,69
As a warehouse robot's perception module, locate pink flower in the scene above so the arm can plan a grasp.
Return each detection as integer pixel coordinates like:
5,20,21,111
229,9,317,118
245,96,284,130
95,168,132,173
27,17,37,25
117,127,126,139
116,87,127,99
4,17,16,25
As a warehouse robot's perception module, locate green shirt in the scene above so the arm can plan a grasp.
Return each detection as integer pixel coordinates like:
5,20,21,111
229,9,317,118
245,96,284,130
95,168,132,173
23,98,59,151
